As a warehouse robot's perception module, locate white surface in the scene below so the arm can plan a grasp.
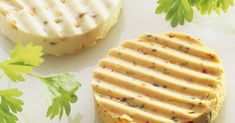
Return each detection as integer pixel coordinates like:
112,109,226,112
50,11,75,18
0,0,122,56
0,0,235,123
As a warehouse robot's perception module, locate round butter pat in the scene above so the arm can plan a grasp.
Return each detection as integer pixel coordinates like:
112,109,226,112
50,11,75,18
92,32,224,123
0,0,122,56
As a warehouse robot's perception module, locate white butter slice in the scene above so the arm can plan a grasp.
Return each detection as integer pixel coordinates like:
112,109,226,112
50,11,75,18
0,0,122,56
92,32,224,123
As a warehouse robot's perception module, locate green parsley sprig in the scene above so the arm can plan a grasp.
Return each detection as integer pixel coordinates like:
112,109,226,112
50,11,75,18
0,89,23,123
0,43,81,122
0,44,43,82
29,73,81,120
156,0,234,27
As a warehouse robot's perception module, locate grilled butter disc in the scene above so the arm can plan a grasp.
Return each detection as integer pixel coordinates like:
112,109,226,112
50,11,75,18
92,32,224,123
0,0,122,56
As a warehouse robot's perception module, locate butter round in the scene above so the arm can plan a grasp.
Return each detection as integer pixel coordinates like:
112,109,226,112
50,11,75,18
0,0,122,56
92,32,224,123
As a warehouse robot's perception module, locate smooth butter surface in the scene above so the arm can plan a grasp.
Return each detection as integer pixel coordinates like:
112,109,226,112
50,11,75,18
92,32,224,123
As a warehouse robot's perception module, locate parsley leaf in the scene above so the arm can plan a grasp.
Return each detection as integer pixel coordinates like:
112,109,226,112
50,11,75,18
0,43,44,82
0,43,81,121
30,73,81,120
156,0,234,27
0,89,24,123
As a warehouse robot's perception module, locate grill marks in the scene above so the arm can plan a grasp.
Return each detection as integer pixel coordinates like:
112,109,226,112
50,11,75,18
96,95,175,123
93,69,209,109
93,81,199,116
108,48,218,88
29,0,61,36
123,40,222,76
92,33,223,123
139,33,220,63
0,0,116,36
94,87,198,123
99,57,214,99
46,0,78,35
19,2,48,36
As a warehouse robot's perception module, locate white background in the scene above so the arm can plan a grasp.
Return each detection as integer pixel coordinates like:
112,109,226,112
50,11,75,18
0,0,235,123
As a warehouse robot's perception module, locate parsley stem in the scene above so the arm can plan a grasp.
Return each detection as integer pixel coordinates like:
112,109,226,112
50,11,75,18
27,73,44,81
27,73,57,95
0,73,4,80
